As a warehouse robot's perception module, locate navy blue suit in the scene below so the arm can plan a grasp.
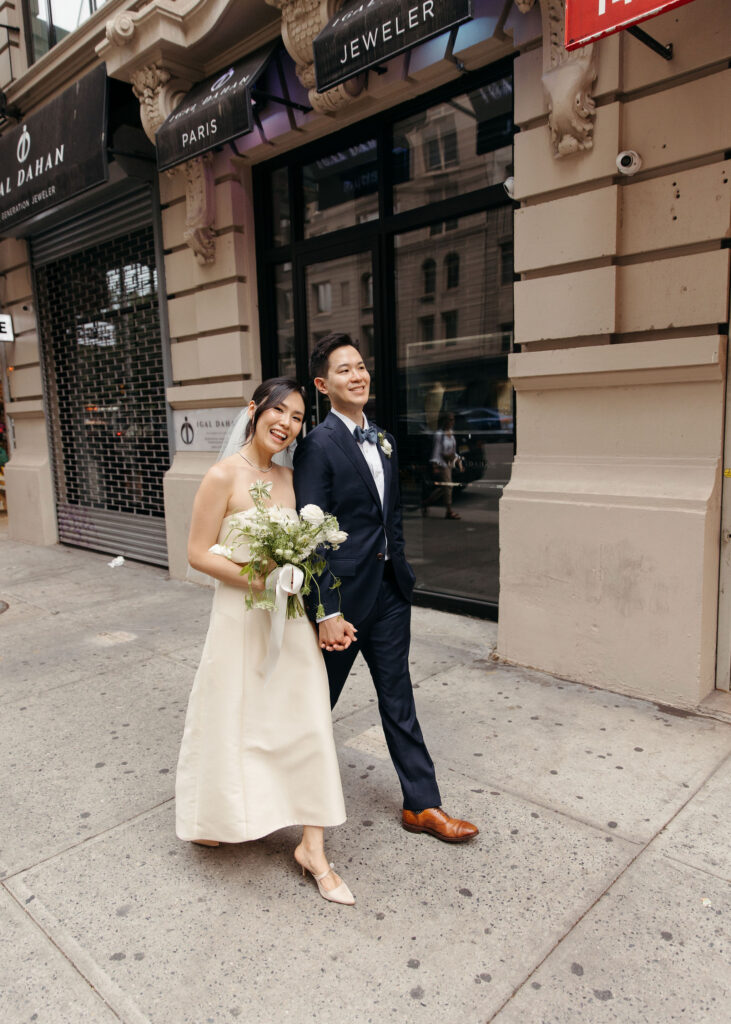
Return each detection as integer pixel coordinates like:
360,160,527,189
293,411,441,812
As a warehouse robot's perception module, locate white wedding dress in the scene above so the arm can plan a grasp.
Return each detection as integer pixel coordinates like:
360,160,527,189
175,512,346,843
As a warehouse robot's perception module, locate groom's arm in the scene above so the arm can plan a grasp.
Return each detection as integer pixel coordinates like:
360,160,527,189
388,435,408,558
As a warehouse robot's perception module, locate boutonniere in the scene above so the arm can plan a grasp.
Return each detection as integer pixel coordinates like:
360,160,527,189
377,432,392,459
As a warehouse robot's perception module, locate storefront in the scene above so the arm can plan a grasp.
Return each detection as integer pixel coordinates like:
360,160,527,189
1,60,170,563
2,0,729,711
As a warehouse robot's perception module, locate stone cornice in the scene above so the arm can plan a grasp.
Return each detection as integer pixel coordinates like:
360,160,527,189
98,0,280,83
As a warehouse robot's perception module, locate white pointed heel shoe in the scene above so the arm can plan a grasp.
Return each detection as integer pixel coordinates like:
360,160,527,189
299,860,355,906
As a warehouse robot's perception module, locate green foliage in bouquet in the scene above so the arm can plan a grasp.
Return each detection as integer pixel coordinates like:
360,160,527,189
224,479,348,619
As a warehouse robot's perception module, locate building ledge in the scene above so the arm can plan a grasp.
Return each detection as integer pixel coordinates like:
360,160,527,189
509,336,726,391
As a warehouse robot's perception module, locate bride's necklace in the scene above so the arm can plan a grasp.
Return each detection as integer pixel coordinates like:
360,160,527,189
238,447,273,473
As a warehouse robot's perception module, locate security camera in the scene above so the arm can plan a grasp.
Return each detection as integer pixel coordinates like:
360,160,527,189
503,176,515,199
616,150,642,176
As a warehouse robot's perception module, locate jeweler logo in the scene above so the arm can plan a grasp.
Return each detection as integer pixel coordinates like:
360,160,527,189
210,68,235,93
180,416,194,446
16,126,31,164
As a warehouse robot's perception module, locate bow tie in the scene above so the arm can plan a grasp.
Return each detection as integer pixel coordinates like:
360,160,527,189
354,424,378,445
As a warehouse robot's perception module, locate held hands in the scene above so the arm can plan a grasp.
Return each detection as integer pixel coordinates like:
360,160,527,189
318,615,358,653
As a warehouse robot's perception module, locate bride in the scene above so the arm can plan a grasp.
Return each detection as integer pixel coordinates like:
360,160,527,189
176,377,355,906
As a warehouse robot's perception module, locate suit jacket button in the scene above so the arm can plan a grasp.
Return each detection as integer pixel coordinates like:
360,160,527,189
376,552,383,560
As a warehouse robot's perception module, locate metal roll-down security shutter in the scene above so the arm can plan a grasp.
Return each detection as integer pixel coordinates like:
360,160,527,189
33,186,170,567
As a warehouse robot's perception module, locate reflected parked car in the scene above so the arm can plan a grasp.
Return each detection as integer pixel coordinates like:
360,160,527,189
452,407,514,442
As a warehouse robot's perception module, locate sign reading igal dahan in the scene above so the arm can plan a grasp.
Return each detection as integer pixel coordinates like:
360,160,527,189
0,64,108,230
314,0,473,93
565,0,696,50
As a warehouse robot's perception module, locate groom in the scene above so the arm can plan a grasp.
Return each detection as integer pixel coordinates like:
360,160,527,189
293,333,478,843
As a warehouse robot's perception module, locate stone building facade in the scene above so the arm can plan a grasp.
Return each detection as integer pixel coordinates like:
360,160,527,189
0,0,728,711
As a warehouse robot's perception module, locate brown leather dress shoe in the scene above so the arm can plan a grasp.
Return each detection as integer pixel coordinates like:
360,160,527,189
402,807,479,843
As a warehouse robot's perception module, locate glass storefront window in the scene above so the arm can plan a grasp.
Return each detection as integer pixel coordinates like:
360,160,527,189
304,252,376,424
302,140,379,238
270,166,291,247
24,1,108,64
393,76,513,215
274,263,295,378
394,207,514,604
257,67,515,610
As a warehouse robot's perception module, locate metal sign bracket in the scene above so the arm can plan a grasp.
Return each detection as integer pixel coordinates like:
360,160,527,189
626,25,673,61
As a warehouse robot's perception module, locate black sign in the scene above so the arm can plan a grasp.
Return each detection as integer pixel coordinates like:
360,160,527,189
0,64,108,231
156,44,277,171
314,0,473,93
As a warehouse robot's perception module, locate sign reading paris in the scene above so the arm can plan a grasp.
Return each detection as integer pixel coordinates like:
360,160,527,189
565,0,696,50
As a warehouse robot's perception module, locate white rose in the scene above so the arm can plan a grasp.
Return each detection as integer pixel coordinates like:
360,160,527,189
380,437,393,457
326,529,348,547
267,507,289,524
300,504,326,526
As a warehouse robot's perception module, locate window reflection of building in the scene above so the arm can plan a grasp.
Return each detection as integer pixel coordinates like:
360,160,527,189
394,78,513,216
445,253,459,290
305,253,375,370
422,259,436,296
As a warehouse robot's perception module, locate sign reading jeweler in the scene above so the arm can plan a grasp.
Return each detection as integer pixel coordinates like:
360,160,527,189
314,0,473,93
0,64,108,231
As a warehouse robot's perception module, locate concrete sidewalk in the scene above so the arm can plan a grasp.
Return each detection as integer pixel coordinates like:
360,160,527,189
1,523,729,1024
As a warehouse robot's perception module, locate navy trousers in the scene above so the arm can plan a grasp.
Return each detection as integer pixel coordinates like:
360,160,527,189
323,566,441,813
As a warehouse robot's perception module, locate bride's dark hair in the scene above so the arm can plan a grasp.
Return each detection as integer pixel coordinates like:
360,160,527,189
244,377,307,442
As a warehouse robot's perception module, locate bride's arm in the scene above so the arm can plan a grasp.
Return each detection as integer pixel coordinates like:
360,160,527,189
187,463,265,590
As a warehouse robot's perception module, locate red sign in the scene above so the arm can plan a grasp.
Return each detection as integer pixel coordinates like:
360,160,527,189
565,0,696,50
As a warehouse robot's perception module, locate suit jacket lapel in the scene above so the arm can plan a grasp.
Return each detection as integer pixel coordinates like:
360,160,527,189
379,436,393,520
324,412,382,510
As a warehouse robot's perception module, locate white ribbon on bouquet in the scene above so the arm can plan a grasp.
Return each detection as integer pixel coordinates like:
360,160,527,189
208,540,305,682
259,563,305,683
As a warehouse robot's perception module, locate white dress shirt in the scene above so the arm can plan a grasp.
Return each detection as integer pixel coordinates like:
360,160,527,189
332,409,385,507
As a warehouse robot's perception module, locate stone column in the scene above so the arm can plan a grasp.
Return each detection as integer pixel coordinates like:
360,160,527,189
159,151,262,580
498,0,731,708
1,237,58,545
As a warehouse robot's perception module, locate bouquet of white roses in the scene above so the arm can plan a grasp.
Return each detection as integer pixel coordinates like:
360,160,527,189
223,479,348,619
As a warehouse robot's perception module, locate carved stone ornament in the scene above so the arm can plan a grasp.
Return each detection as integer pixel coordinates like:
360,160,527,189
183,154,217,265
266,0,365,113
516,0,597,157
105,11,137,47
130,64,216,264
130,64,185,144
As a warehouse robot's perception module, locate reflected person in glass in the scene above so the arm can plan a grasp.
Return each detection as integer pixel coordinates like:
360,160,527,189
422,411,463,520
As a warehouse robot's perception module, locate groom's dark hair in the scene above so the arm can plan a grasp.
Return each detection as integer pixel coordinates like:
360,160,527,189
309,333,361,381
